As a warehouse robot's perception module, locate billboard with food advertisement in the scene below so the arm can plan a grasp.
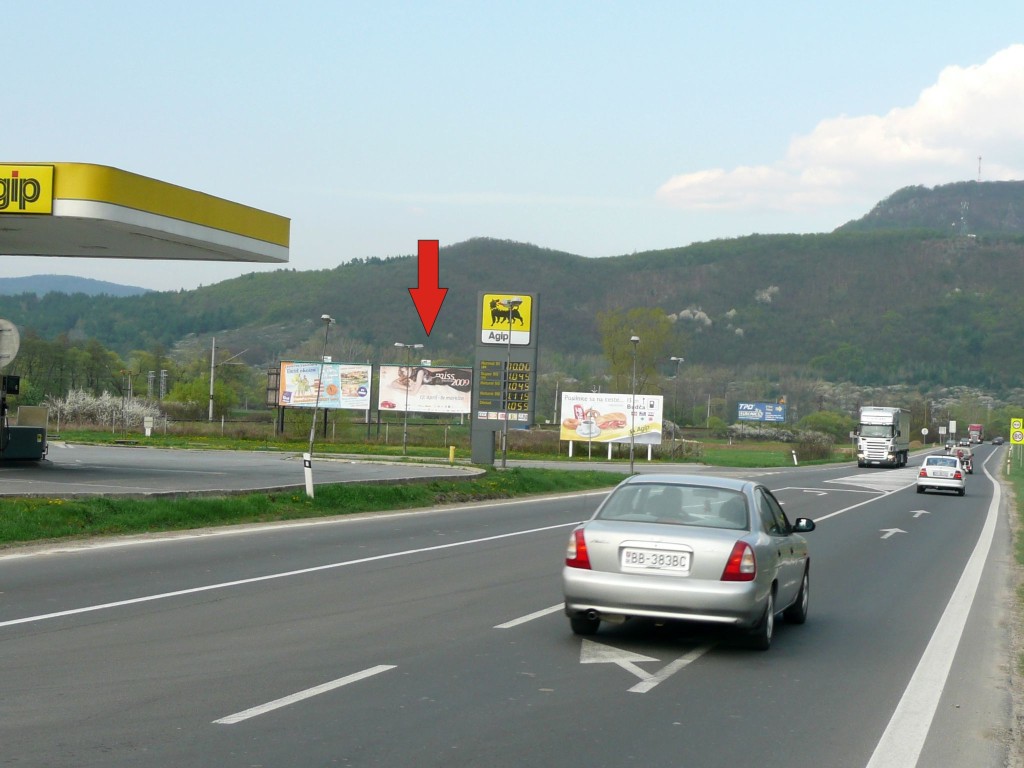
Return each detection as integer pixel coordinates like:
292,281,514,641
278,361,371,410
378,365,472,414
559,391,663,444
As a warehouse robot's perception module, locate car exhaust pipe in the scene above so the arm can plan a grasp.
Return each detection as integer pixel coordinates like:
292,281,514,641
586,610,599,621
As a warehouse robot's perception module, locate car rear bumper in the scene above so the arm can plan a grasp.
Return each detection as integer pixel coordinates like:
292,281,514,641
562,566,767,628
917,478,965,492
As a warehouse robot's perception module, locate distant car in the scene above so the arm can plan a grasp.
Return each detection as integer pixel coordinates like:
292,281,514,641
959,437,971,447
992,436,1005,445
944,440,955,453
917,455,966,496
562,474,816,650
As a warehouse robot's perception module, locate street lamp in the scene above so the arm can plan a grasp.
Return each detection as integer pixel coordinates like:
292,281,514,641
629,334,640,474
501,297,524,469
394,342,424,456
303,314,335,498
669,356,684,436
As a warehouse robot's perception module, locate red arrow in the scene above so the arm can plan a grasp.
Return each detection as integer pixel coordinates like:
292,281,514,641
408,240,448,335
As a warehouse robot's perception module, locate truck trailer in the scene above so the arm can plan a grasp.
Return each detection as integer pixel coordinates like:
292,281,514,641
856,406,910,468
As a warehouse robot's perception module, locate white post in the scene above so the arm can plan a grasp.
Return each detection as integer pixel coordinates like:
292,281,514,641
303,452,314,498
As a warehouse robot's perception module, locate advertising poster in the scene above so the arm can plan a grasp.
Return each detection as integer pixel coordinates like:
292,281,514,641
278,361,371,410
559,391,663,444
378,365,472,414
737,402,787,423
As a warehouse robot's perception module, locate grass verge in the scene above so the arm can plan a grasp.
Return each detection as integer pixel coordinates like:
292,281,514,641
0,467,622,548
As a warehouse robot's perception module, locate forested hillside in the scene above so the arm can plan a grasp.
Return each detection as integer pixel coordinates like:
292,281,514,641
4,181,1024,393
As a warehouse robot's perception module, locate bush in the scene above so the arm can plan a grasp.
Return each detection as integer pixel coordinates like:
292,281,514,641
45,389,164,429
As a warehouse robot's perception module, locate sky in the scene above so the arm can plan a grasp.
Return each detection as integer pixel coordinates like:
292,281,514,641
3,1,1024,292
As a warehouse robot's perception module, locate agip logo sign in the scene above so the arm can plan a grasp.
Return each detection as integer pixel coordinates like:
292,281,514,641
480,293,533,345
0,165,54,214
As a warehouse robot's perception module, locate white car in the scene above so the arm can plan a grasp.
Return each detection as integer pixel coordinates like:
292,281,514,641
916,455,966,496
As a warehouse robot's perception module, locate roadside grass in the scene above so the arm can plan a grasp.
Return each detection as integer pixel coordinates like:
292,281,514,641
0,467,622,548
57,428,859,467
0,430,861,548
998,452,1024,687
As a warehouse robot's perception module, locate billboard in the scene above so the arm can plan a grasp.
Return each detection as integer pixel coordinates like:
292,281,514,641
278,361,371,410
737,402,787,423
559,391,663,444
378,365,472,414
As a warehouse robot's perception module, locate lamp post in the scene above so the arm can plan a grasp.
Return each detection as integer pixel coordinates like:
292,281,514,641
669,356,684,436
303,314,334,498
501,297,523,469
394,342,424,456
629,334,640,474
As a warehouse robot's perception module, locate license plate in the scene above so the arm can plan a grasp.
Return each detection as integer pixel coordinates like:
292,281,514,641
933,470,951,478
621,548,690,572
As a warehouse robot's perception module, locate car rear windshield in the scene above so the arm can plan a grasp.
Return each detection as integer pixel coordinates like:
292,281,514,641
927,457,958,467
596,484,748,530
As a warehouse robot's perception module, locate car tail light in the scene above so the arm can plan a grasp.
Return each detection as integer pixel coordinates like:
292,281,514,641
721,541,756,581
565,528,591,570
919,468,927,477
954,471,963,480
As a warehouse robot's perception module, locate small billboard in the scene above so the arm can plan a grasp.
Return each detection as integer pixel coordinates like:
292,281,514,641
378,365,472,414
278,361,371,410
737,402,787,423
559,391,663,444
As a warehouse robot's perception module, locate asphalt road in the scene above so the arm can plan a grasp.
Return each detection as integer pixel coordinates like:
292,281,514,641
0,442,480,497
0,446,1016,767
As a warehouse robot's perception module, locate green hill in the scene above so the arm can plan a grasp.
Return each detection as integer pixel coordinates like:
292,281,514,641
4,182,1024,392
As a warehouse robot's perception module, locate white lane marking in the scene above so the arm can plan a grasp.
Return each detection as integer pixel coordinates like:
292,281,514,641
826,467,921,493
0,523,578,629
865,460,1000,768
213,665,395,724
812,485,915,523
494,604,563,629
879,528,905,540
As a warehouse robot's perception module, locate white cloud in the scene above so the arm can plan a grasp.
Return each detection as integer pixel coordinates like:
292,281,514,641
656,44,1024,215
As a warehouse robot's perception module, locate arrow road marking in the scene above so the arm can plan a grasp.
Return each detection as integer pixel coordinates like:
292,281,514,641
579,639,714,693
912,510,930,518
580,639,659,681
880,528,906,539
628,644,714,693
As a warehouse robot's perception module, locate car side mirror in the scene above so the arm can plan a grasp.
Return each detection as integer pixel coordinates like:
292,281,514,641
792,518,816,533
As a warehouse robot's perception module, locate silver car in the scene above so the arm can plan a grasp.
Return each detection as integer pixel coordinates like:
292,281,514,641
562,475,815,650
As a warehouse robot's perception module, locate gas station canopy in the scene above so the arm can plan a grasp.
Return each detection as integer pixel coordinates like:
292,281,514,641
0,162,289,263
